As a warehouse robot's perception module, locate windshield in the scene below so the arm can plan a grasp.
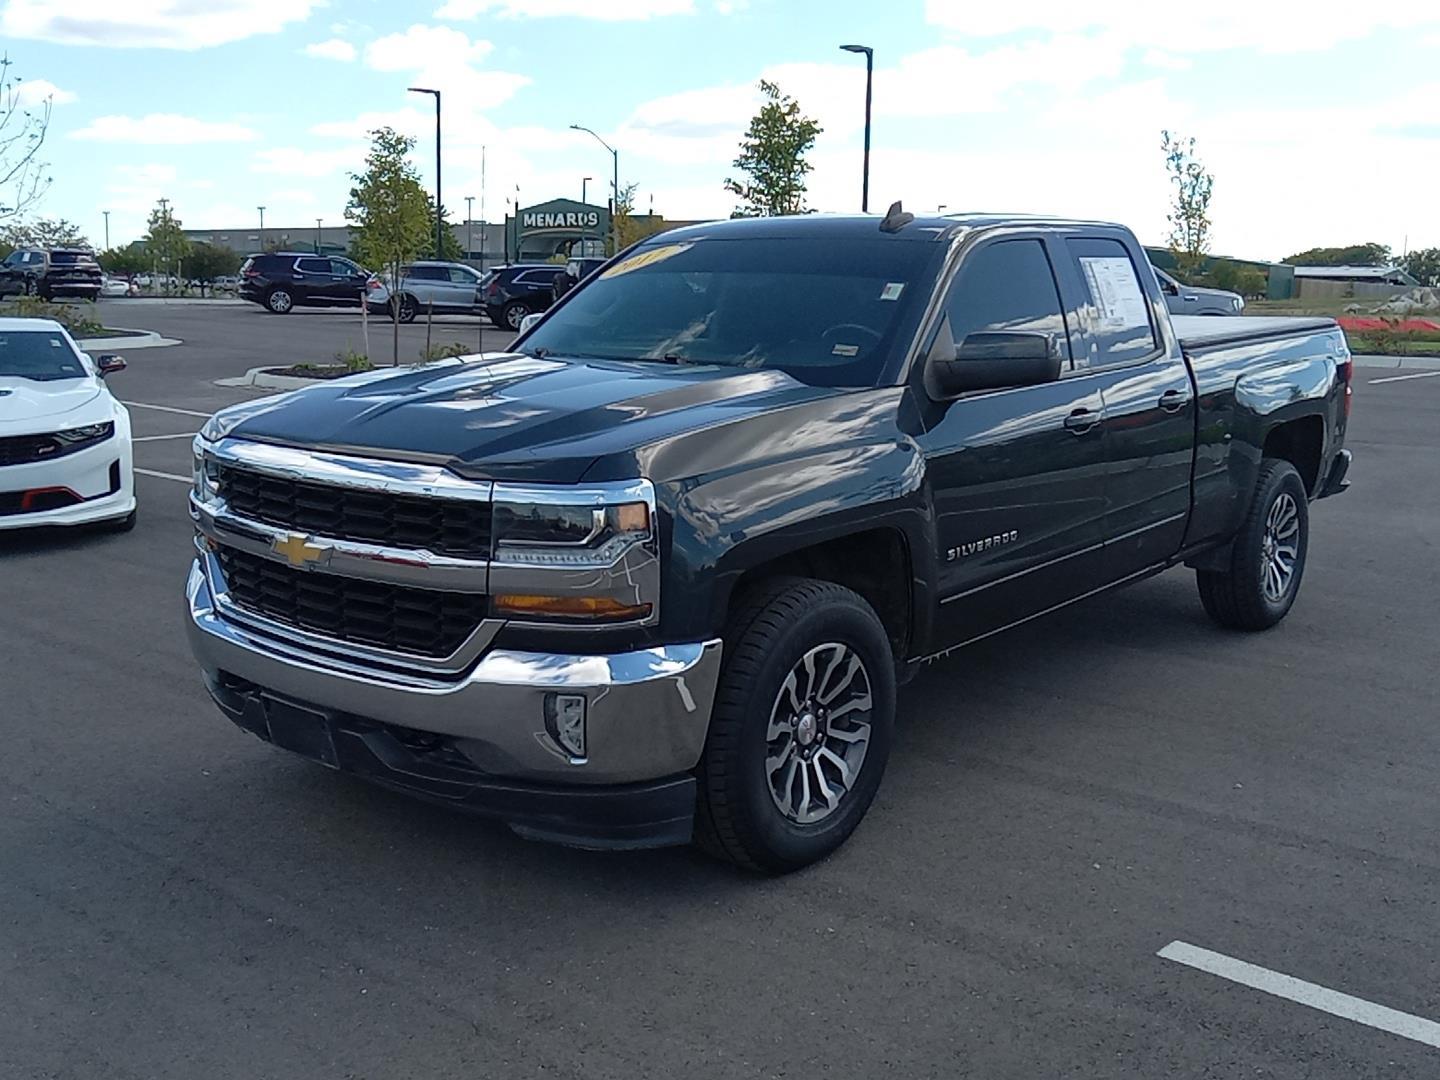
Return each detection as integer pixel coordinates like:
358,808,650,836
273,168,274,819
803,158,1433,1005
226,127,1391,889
520,236,939,387
0,331,88,381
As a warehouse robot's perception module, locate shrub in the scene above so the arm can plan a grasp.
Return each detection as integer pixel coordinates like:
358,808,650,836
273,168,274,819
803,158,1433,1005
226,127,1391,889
334,348,373,373
0,297,105,339
418,341,470,362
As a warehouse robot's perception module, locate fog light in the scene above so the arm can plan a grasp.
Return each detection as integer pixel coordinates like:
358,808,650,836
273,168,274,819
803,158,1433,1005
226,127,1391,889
544,693,587,759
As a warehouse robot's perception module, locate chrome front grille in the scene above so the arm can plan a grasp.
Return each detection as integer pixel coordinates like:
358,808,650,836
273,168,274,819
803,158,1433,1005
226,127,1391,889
216,547,487,659
214,462,492,558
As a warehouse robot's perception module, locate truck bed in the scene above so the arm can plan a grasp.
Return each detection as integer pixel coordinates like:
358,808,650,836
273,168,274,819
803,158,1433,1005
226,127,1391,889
1172,315,1337,353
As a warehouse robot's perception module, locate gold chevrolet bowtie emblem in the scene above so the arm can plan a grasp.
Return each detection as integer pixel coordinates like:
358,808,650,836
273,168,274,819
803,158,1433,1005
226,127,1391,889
271,532,331,569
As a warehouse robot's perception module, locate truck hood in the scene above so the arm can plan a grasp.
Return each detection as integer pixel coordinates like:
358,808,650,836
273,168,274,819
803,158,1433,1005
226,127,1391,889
0,377,103,425
221,354,846,483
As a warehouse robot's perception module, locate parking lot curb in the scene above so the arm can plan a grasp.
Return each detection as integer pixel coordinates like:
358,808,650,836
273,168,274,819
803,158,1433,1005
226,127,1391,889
1349,354,1440,371
215,365,321,390
77,329,180,351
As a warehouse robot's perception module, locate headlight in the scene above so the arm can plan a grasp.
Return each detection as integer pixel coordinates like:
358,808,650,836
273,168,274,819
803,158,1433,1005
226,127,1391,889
489,480,659,624
192,440,220,505
54,421,114,446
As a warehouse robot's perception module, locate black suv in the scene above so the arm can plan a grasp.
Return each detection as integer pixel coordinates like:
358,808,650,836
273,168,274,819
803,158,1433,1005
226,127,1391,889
480,263,569,329
0,248,103,301
239,253,372,314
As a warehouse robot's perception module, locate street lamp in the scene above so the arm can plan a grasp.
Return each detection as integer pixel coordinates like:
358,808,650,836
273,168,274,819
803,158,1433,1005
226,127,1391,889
315,218,323,254
465,195,474,260
409,86,443,259
840,44,874,213
581,176,592,205
570,124,618,254
257,205,266,251
102,210,110,250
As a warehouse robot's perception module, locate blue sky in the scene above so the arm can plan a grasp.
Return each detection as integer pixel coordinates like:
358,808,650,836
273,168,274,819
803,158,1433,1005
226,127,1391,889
5,0,1438,260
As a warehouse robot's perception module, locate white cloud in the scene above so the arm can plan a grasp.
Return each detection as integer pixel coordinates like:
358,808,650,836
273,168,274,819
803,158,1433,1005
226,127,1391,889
436,0,692,18
71,114,259,144
924,0,1440,53
0,0,323,49
365,25,494,70
305,39,357,61
1141,49,1192,72
11,79,77,106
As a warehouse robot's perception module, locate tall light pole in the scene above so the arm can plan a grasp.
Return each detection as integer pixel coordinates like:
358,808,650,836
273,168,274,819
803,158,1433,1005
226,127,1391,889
315,218,323,253
409,86,442,259
102,210,110,250
570,124,618,254
465,195,474,260
581,176,592,205
479,145,486,270
840,44,874,213
257,205,266,252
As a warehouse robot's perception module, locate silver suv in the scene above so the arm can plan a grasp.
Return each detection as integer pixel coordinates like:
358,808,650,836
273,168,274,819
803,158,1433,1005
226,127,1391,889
366,261,488,322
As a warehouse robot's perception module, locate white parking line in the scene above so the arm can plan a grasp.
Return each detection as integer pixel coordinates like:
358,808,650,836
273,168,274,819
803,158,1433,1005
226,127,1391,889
1158,941,1440,1048
1368,371,1440,385
134,467,192,483
133,432,198,442
121,401,213,418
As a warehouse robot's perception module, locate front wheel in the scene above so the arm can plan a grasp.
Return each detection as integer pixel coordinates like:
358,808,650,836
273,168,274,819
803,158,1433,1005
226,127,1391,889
1197,458,1309,630
696,578,895,873
392,294,417,323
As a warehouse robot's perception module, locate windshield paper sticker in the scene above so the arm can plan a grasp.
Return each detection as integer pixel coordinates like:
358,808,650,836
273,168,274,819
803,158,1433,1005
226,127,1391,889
879,282,905,301
831,343,860,357
1078,257,1148,330
601,243,694,279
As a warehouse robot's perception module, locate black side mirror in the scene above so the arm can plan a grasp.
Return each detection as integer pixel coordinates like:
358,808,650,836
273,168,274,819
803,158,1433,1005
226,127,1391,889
96,354,127,377
928,331,1061,398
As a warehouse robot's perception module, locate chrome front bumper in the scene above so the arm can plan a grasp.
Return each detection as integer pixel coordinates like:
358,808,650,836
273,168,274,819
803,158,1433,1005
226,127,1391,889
185,559,722,786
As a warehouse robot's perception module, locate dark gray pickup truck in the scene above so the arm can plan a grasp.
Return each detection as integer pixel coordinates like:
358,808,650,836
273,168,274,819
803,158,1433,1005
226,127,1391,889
186,210,1352,872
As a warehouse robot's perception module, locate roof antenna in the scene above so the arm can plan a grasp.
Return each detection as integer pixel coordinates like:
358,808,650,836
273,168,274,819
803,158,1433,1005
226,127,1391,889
879,200,913,234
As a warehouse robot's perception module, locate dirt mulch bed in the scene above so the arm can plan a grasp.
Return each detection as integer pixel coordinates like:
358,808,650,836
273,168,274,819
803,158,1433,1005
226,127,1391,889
264,364,369,381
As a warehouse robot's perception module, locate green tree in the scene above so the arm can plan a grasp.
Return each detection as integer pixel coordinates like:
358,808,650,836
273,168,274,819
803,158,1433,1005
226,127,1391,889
1161,130,1214,279
724,80,822,218
345,126,431,362
144,200,190,289
1208,259,1267,298
425,202,465,262
1282,242,1391,267
1,216,88,248
1,53,53,226
1401,247,1440,287
187,243,240,295
98,243,148,276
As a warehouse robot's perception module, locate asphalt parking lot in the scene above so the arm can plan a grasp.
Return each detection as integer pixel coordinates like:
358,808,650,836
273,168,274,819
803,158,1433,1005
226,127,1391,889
3,301,1439,1078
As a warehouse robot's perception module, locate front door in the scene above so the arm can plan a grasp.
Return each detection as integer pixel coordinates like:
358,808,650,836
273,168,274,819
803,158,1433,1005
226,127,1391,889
328,259,366,305
915,237,1109,650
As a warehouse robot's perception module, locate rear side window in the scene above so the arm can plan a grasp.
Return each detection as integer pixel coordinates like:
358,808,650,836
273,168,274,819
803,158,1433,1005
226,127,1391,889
408,265,445,281
329,259,359,276
517,270,558,286
295,257,329,274
447,267,477,283
1066,238,1159,368
943,239,1071,365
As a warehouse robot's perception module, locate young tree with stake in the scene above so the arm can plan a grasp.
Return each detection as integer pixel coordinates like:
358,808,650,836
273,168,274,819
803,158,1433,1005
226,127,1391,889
724,81,822,218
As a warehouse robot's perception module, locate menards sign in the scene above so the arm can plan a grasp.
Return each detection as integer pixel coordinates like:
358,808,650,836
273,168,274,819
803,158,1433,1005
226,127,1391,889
522,210,601,230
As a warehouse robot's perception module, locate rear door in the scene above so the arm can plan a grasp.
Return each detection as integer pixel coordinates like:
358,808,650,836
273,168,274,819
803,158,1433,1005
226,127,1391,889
446,266,482,311
915,235,1109,649
1056,235,1196,578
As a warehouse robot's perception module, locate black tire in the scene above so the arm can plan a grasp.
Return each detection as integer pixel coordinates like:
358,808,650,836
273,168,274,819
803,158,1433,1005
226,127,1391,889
695,577,896,874
392,294,418,323
1197,458,1309,631
22,277,36,297
501,300,529,331
265,287,294,314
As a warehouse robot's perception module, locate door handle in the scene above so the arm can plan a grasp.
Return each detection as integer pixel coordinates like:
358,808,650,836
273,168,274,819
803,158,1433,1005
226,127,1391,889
1063,408,1102,435
1158,389,1192,413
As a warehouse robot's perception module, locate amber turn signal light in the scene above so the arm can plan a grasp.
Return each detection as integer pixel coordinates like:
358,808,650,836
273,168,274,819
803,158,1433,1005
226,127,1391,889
492,595,652,621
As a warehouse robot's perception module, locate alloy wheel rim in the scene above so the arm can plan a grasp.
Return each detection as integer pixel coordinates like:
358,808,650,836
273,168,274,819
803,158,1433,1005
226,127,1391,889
765,642,873,825
1260,491,1300,602
507,307,523,329
272,291,291,312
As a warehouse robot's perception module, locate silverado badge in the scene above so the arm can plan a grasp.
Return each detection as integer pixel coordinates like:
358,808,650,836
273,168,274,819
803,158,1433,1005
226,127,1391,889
947,530,1019,561
271,532,332,569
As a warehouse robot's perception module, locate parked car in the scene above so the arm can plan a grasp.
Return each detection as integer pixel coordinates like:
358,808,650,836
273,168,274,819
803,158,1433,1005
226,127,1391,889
1153,266,1243,316
0,248,104,302
366,261,489,323
211,275,240,292
237,253,371,314
480,263,567,329
100,276,137,298
185,210,1352,872
1,317,135,531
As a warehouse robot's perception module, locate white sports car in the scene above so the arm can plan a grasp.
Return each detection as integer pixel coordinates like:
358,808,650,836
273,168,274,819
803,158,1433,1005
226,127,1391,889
0,317,136,531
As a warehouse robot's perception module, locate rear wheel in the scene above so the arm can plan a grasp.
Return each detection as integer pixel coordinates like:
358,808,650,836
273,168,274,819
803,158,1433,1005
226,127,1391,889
1197,458,1309,630
695,578,895,873
392,294,417,323
265,287,294,314
501,300,529,331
